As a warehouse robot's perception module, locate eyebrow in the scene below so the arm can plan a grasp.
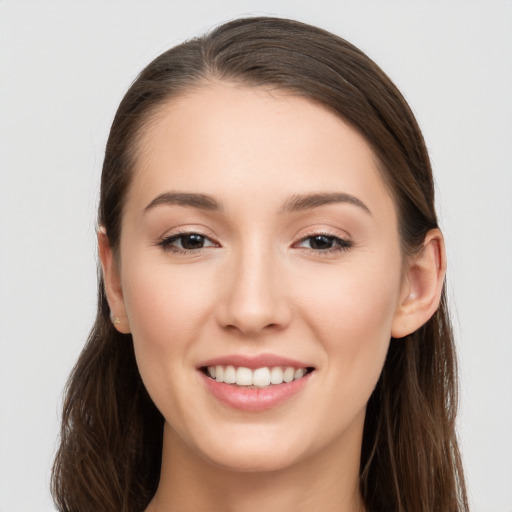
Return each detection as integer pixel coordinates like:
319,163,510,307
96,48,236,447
144,192,222,213
280,192,371,215
143,191,371,216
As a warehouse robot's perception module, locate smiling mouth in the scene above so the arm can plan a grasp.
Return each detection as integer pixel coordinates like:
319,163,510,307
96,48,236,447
201,365,315,388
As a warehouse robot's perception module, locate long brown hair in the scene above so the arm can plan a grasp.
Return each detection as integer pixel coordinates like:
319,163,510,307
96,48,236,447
52,17,468,512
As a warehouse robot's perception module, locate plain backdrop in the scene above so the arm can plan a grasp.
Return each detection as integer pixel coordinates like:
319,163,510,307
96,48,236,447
1,1,511,511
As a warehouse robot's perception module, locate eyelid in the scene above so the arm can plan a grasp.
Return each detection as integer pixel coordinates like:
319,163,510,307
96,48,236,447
155,228,221,254
291,228,354,254
293,225,352,243
156,224,220,242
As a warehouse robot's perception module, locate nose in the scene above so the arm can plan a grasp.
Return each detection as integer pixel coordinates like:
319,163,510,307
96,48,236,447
215,246,292,336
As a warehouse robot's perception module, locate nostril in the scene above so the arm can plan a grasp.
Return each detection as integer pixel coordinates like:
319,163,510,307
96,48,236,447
214,274,292,335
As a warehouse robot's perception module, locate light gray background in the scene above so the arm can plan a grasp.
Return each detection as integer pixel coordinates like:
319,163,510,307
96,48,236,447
1,1,511,511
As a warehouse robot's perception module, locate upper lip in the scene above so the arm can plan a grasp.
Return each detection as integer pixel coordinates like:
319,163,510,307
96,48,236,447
198,353,313,370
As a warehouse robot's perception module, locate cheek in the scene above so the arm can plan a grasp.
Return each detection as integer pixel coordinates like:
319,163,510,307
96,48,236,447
298,257,402,391
302,255,400,331
119,257,221,427
121,257,216,371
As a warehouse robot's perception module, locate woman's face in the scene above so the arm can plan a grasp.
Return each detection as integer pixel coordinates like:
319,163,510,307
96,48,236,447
115,82,407,472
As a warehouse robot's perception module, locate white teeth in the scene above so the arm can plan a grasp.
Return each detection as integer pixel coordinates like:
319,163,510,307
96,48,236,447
294,368,305,380
236,367,253,386
224,365,236,384
270,367,284,385
283,367,295,383
253,367,271,387
206,365,310,387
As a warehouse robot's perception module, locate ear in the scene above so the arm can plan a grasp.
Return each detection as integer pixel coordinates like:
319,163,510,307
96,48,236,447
391,229,446,339
97,227,131,334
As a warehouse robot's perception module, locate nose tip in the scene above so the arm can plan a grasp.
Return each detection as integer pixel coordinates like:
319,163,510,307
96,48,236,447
218,301,287,335
215,256,291,336
219,310,281,336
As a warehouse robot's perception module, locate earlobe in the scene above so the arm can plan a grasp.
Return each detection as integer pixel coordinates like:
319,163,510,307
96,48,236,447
97,227,131,334
391,229,446,339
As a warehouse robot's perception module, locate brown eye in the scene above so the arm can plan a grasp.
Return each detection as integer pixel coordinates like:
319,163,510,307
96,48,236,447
158,232,217,253
309,235,335,250
295,234,353,253
180,234,206,249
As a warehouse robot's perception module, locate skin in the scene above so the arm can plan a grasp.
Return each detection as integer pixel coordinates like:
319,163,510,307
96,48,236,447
99,82,446,512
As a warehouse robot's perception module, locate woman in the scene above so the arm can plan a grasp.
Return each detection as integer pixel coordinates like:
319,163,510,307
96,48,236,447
51,17,468,512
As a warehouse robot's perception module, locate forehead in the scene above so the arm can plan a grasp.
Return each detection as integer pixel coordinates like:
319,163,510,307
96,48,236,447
127,82,395,218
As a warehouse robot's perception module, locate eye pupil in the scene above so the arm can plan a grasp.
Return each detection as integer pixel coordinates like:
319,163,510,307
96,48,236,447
182,234,205,250
310,235,333,250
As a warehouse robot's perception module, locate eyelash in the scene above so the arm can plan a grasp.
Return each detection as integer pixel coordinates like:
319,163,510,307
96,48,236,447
156,231,218,255
156,231,354,255
293,232,354,255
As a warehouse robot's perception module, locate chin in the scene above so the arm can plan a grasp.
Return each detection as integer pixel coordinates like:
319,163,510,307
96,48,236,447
184,422,310,474
201,442,305,474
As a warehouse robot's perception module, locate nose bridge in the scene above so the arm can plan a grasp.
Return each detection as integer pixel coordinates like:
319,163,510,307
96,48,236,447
217,236,290,334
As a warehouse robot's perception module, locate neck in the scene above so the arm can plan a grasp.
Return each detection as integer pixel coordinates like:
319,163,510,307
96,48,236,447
146,421,366,512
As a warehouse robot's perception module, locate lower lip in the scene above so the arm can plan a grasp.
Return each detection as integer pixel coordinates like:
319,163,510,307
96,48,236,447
200,371,312,412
